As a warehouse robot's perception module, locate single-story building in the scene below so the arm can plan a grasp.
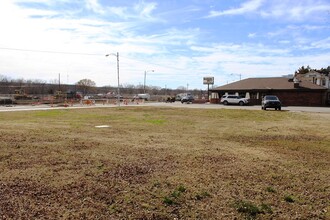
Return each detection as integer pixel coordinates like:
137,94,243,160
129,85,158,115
210,77,329,106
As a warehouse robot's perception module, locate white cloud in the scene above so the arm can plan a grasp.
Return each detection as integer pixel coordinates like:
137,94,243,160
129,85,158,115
189,42,330,85
106,1,159,22
207,0,264,17
134,1,157,18
85,0,105,14
310,37,330,49
260,0,330,22
0,0,202,87
206,0,330,23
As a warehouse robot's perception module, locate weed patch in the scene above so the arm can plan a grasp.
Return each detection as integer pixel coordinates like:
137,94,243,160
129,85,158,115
284,195,295,203
234,200,273,219
163,185,187,206
266,186,276,193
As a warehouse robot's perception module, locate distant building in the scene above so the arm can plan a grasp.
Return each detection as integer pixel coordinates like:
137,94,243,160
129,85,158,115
296,70,330,89
282,74,294,78
210,77,329,106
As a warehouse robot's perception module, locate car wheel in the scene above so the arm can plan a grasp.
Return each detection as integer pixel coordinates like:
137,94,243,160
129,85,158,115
223,101,228,105
278,107,281,111
261,106,264,110
239,101,244,106
264,107,267,110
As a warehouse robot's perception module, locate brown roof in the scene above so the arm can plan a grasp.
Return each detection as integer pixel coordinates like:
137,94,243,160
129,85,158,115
211,77,327,91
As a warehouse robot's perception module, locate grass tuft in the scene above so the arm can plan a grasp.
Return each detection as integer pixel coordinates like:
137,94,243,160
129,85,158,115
284,195,295,203
266,186,276,193
177,185,186,193
234,200,273,218
195,191,211,200
234,200,262,218
163,185,187,206
163,196,175,206
260,203,273,214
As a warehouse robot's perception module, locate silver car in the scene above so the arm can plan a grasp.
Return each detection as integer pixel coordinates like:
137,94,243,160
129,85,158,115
220,95,249,106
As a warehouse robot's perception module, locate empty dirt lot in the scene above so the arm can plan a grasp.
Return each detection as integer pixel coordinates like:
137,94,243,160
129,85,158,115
0,107,329,219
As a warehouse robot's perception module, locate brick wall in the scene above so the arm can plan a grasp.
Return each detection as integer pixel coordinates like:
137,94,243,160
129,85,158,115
271,91,326,106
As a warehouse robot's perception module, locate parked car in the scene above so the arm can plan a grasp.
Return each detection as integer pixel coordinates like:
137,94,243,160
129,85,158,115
134,93,150,101
181,94,194,103
261,95,281,110
220,95,249,106
176,93,191,101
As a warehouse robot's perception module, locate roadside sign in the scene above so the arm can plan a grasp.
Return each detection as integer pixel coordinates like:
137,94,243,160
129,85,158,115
203,77,214,85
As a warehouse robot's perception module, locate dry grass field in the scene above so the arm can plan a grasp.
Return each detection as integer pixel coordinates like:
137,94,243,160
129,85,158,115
0,107,329,219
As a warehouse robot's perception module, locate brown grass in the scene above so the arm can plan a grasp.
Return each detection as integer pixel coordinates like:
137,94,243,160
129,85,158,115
0,107,329,219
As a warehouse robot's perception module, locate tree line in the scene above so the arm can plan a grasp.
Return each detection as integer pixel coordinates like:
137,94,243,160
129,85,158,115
0,74,205,98
295,66,330,75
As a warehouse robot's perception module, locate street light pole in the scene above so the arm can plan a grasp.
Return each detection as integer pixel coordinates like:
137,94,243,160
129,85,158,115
106,52,120,107
144,70,154,94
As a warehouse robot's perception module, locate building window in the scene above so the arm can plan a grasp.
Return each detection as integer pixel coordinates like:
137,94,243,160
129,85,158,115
250,93,257,99
239,92,245,98
322,79,326,86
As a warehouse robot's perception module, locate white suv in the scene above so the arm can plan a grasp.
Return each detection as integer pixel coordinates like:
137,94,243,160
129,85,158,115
220,95,249,106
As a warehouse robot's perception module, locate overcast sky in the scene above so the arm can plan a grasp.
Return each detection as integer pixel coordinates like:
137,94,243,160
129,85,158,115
0,0,330,89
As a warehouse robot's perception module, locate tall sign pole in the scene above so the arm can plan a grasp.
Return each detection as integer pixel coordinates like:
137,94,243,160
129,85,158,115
203,77,214,101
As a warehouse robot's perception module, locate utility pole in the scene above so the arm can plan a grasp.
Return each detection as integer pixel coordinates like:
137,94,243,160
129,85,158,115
106,52,120,107
144,70,154,94
116,52,120,107
58,73,61,91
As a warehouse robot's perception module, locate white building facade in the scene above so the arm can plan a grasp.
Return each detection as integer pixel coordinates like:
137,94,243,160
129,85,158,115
298,70,330,89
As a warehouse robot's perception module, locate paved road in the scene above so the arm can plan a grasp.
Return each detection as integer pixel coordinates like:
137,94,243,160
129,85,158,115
0,102,329,113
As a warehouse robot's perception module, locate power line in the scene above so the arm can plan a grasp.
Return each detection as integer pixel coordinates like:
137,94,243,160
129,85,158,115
0,46,188,71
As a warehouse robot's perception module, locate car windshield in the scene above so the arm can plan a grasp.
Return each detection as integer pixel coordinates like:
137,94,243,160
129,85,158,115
265,96,279,100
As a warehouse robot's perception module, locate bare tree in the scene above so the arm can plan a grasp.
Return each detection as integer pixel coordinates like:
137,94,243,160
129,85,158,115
76,79,96,95
122,84,136,95
0,74,9,83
